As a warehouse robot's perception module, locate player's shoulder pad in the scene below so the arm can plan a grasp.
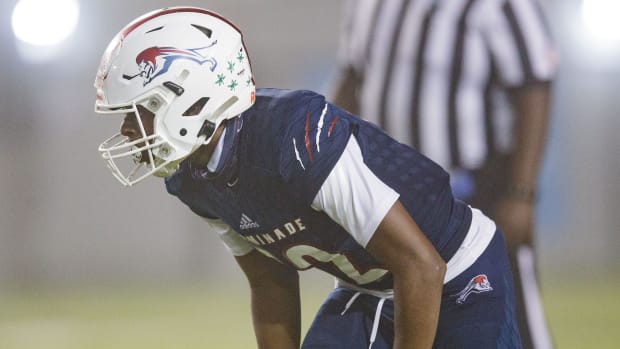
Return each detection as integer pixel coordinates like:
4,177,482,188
252,88,324,118
240,89,325,174
277,90,353,204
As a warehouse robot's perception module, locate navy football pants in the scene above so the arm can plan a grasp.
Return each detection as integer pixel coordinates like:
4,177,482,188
301,231,522,349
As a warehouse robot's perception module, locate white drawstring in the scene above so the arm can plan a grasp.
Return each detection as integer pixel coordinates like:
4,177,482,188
369,298,386,349
340,291,361,315
340,291,387,349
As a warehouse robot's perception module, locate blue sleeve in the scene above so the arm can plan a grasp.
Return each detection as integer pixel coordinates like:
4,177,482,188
278,92,353,205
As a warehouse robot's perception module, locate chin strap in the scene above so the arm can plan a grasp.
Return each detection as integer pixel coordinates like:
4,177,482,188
187,119,227,168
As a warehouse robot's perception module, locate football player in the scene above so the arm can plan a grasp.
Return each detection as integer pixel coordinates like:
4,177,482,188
94,7,522,348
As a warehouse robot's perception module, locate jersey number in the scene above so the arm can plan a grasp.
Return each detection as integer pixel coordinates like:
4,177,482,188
285,244,388,285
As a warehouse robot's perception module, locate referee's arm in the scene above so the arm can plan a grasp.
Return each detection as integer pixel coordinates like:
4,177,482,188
489,0,558,247
498,83,553,246
332,66,361,115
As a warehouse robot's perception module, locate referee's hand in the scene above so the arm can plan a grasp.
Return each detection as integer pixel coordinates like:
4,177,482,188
494,197,534,249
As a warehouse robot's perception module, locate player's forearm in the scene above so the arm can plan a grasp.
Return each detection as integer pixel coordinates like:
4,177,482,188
249,273,301,349
366,201,446,348
392,262,445,349
507,84,552,194
236,252,301,349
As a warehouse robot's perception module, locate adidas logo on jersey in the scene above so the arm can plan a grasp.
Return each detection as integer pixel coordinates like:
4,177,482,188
239,214,260,230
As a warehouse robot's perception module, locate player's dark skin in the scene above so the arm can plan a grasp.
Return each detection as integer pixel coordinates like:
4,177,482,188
120,104,223,167
120,105,156,163
120,106,447,349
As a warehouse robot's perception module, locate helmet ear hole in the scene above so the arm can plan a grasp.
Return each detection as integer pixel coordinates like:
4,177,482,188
182,97,210,116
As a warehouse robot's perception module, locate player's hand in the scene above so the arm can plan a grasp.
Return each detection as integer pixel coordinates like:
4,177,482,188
493,197,535,249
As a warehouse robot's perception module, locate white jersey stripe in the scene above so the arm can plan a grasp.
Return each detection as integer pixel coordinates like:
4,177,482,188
311,136,399,248
444,208,495,283
292,138,305,170
315,103,328,152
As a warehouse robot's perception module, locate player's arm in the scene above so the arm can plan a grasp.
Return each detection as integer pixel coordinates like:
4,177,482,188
366,201,446,349
311,136,445,349
235,250,301,349
203,218,301,348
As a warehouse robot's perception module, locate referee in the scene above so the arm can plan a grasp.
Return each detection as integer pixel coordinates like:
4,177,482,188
332,0,558,348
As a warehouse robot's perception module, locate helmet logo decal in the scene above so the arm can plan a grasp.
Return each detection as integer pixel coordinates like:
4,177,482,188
123,40,218,86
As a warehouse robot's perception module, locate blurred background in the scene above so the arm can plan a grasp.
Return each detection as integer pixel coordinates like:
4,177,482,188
0,0,618,348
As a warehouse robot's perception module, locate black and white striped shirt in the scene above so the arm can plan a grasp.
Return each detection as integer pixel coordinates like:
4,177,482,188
337,0,558,170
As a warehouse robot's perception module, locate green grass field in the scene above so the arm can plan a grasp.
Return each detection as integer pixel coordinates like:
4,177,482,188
0,277,618,348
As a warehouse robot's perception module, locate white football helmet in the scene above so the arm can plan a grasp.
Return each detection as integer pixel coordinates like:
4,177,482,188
94,7,255,186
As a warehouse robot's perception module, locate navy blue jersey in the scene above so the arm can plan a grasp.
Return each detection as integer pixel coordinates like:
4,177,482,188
166,88,470,291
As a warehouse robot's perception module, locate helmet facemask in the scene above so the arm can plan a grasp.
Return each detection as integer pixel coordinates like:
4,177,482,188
97,98,180,186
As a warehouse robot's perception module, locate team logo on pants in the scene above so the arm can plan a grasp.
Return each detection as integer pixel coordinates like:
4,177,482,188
453,274,493,304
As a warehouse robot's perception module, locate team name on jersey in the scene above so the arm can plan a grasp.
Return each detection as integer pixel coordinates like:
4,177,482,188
242,218,306,246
